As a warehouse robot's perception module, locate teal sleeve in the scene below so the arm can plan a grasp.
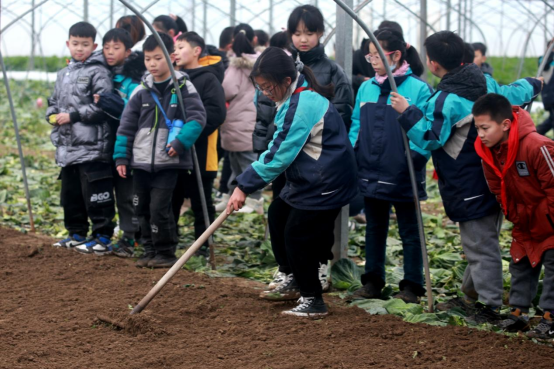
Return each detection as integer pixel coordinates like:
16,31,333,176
486,74,536,106
349,87,363,147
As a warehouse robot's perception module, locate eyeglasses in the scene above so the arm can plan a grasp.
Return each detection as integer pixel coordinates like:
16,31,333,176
255,84,277,94
365,50,396,63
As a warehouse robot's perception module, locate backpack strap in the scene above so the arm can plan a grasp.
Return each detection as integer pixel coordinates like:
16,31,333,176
149,91,172,127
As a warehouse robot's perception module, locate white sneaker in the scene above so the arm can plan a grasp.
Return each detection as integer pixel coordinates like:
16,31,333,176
268,270,289,290
238,197,264,215
214,193,230,212
319,262,330,292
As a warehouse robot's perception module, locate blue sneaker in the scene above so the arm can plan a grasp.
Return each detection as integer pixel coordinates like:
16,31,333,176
74,235,112,256
52,234,87,248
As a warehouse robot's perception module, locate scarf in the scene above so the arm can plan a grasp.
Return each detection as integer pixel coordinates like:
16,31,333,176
474,111,520,214
374,60,410,84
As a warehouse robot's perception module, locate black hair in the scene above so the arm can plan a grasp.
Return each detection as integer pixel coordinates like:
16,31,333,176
372,28,424,76
176,31,205,56
219,26,235,49
378,20,403,35
255,30,269,47
424,31,464,71
103,28,133,50
153,15,178,35
143,32,174,54
174,15,188,34
472,42,487,56
472,94,513,123
250,46,334,100
69,22,96,40
270,31,291,51
116,16,145,46
462,42,475,64
232,23,255,56
287,5,325,35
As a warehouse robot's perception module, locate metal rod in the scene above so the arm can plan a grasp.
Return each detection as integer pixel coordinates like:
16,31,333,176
118,0,216,270
391,0,437,33
323,0,373,47
332,0,434,312
131,211,231,315
0,0,49,35
420,0,428,80
0,51,36,232
527,41,554,112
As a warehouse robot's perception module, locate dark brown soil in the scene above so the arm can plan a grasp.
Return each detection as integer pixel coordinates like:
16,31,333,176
1,227,553,369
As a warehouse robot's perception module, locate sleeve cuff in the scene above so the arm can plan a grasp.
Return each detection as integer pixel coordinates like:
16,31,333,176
170,139,186,155
115,158,129,167
236,166,267,195
397,105,424,133
70,111,81,123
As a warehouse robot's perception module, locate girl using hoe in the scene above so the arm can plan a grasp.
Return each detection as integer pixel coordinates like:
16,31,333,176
226,47,357,317
349,28,433,303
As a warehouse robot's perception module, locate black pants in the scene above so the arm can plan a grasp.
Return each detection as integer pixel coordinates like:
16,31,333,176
113,168,139,239
268,197,340,298
60,162,115,237
133,169,178,255
537,109,554,136
172,170,215,247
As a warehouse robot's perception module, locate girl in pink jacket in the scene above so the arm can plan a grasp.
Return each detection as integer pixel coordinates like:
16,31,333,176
217,23,263,214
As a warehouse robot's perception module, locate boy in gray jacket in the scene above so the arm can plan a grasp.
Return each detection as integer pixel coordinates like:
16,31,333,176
48,22,116,254
114,33,206,268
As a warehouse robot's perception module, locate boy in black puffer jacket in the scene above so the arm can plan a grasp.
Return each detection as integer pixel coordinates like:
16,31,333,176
48,22,116,254
172,32,227,256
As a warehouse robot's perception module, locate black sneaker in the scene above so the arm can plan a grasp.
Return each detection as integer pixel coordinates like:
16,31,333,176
135,252,155,268
260,275,300,301
497,309,531,332
147,253,178,268
282,296,328,318
112,237,135,258
526,312,554,341
465,302,501,325
436,297,477,315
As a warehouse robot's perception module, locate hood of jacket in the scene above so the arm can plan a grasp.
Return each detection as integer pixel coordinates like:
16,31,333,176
480,62,494,76
437,63,487,102
140,70,188,91
290,43,326,65
229,53,259,70
185,54,225,83
111,51,146,81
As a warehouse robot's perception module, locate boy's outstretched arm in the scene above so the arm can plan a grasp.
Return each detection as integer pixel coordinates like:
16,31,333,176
169,80,207,155
72,68,113,124
486,75,543,106
95,92,125,119
533,140,554,215
391,91,462,152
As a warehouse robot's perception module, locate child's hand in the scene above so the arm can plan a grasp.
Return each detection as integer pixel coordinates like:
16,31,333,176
226,188,246,214
166,144,178,157
116,165,127,178
93,94,100,104
390,92,409,114
56,113,71,125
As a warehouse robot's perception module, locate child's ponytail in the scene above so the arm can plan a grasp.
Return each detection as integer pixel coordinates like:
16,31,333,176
232,23,255,57
298,63,334,100
373,28,425,77
405,45,424,77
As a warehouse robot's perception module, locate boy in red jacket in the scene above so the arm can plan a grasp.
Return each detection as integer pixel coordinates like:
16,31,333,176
473,93,554,340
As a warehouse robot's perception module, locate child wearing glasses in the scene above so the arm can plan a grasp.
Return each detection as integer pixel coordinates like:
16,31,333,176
349,28,432,304
226,47,357,317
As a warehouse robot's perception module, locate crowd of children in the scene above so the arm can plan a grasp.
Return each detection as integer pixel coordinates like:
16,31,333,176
44,4,554,336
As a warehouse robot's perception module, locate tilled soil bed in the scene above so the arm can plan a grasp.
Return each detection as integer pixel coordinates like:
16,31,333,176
1,227,553,369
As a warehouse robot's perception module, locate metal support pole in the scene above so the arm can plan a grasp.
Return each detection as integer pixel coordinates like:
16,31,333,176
269,0,274,35
30,0,36,71
457,0,462,33
203,0,207,40
420,0,427,81
231,0,236,26
110,0,114,28
192,0,196,33
446,0,451,30
0,52,36,232
118,0,216,270
333,0,434,312
383,0,386,19
331,0,354,264
84,0,89,22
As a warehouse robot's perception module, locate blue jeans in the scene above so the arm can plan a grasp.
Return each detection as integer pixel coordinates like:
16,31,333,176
363,197,423,287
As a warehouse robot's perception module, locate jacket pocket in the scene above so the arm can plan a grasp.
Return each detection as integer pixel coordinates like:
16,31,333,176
71,122,98,146
527,200,553,241
133,128,153,164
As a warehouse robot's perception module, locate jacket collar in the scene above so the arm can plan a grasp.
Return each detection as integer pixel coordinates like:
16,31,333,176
141,70,187,92
437,63,487,102
290,44,326,65
276,72,302,110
